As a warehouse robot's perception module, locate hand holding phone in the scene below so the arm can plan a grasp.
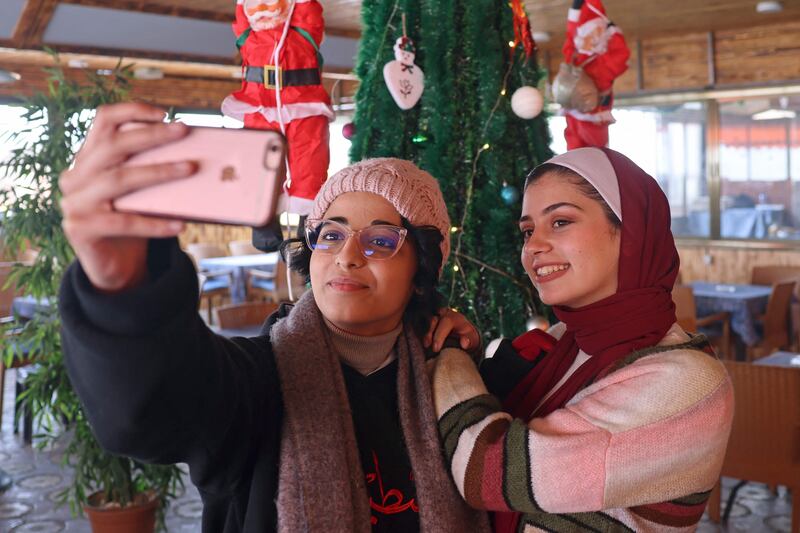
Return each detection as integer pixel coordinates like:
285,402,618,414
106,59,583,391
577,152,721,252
114,127,286,227
60,103,194,293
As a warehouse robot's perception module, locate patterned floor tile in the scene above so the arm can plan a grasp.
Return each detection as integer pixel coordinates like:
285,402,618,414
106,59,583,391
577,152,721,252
10,520,66,532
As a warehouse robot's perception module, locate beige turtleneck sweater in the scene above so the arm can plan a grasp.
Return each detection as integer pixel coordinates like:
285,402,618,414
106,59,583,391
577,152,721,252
324,319,403,376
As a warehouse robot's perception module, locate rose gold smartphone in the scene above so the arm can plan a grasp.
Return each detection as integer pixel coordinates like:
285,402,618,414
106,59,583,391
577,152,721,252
114,127,286,227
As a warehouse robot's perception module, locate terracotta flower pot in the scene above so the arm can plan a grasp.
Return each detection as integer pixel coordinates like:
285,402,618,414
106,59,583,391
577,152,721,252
84,491,159,533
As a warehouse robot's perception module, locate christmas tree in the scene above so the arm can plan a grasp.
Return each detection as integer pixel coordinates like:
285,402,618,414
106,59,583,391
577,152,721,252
349,0,553,338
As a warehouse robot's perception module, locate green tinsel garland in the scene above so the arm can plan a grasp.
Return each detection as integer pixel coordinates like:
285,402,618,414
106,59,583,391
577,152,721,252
350,0,553,338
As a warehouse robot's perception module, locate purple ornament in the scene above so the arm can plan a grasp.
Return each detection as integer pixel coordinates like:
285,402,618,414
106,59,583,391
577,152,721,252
342,122,356,140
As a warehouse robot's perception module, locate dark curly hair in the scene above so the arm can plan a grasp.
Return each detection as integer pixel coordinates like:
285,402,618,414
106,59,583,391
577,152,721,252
280,218,445,338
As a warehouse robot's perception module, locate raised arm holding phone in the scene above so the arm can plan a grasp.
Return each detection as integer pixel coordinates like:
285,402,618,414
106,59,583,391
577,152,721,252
58,102,487,533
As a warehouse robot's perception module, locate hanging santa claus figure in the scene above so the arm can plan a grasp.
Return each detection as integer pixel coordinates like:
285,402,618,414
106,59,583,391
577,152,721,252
222,0,334,250
561,0,629,150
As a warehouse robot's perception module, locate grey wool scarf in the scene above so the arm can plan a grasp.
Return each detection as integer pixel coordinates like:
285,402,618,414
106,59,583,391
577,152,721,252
269,290,490,532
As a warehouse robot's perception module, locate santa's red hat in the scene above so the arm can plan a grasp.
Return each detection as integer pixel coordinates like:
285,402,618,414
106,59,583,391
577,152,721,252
568,0,608,27
567,0,620,57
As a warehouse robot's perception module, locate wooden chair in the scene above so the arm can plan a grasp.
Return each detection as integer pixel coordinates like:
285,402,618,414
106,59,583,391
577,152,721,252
186,243,232,324
247,256,307,304
707,361,800,533
672,285,732,358
0,263,33,430
228,240,263,256
197,272,233,324
0,262,22,317
751,265,800,294
214,301,280,330
748,281,796,361
752,266,800,350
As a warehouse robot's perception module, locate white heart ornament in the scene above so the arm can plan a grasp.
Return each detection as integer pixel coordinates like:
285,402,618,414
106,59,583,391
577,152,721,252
383,39,424,110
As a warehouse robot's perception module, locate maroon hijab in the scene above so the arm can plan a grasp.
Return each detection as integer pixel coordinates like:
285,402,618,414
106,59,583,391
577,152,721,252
497,148,679,532
505,147,679,419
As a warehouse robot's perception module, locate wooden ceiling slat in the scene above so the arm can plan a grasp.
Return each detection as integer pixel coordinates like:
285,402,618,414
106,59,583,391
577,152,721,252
525,0,800,42
12,0,59,48
106,0,364,33
61,0,231,22
42,43,235,66
0,47,358,82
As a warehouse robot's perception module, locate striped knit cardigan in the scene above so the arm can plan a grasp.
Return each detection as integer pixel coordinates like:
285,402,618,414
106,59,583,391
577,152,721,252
432,324,734,532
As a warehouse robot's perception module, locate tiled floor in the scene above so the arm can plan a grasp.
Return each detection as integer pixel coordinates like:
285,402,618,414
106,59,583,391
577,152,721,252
0,368,202,532
0,368,794,532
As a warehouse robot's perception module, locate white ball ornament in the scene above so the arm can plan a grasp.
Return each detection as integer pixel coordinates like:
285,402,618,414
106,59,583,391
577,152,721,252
511,86,544,119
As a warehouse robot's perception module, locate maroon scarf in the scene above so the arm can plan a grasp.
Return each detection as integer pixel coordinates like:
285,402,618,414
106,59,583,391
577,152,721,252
497,148,679,533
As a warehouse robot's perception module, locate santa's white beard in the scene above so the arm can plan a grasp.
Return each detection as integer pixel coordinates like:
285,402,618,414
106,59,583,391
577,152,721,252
248,11,286,30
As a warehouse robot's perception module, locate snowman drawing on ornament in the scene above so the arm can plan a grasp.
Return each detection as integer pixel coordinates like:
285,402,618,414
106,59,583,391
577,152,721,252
383,36,424,110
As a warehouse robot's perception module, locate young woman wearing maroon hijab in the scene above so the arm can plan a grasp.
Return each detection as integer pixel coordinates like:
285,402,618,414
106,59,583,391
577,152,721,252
431,147,734,532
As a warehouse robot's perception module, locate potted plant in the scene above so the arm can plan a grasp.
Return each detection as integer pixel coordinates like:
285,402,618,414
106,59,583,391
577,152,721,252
0,53,184,532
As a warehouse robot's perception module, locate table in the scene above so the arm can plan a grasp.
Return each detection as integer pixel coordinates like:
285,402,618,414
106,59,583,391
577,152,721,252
687,204,785,239
199,253,279,304
722,205,784,239
753,350,800,368
12,296,54,321
690,282,772,346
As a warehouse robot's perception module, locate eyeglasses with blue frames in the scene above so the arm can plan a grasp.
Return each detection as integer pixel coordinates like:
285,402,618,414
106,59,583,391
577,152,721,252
304,218,408,260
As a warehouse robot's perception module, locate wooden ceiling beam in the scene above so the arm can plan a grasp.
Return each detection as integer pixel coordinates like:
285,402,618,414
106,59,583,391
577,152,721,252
60,0,231,22
12,0,59,48
56,1,361,38
0,47,358,82
43,43,236,66
325,28,362,39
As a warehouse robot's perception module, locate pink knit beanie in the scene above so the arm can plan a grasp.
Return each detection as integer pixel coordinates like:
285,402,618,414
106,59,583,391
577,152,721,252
309,158,451,269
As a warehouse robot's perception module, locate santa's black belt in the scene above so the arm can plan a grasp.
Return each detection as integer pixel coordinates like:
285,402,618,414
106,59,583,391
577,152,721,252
244,66,321,89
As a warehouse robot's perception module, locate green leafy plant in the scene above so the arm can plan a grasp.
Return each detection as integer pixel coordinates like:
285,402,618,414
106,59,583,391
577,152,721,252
0,52,183,530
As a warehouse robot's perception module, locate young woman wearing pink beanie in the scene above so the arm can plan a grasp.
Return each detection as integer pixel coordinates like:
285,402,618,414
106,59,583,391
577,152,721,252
57,102,490,533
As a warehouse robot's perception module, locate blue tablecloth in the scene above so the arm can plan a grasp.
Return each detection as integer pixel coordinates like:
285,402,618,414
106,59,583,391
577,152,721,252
754,351,800,368
690,282,772,346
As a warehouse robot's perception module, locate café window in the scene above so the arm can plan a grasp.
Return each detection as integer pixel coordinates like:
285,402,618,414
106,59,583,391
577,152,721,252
610,104,709,238
549,102,709,238
719,95,800,240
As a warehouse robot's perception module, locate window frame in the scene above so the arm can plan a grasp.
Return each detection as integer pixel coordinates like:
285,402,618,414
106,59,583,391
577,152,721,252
615,84,800,248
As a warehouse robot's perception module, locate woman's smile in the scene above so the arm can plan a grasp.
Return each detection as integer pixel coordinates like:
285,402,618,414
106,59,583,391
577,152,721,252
327,277,369,292
532,263,570,282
